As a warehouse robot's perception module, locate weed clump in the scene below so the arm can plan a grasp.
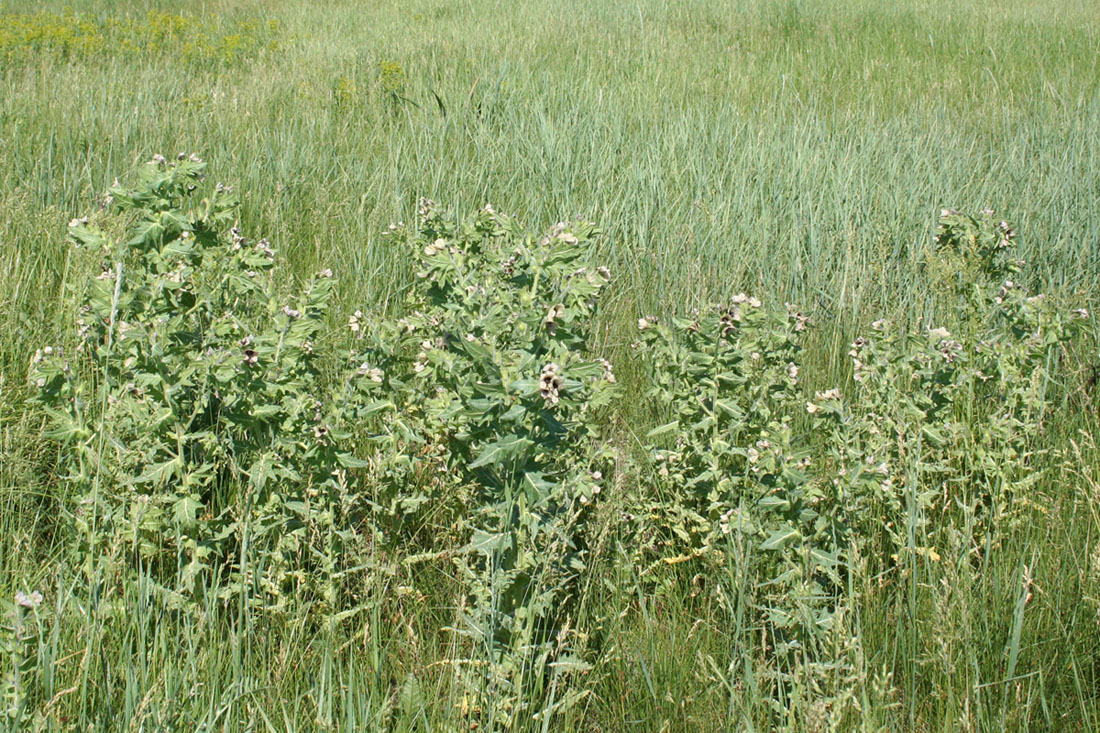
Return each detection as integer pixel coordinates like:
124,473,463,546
27,157,1090,729
31,155,353,610
0,10,282,69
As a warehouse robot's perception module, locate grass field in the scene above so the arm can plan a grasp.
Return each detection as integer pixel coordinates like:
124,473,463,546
2,0,1099,729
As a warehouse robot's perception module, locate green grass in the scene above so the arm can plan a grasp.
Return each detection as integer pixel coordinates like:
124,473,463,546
2,0,1099,729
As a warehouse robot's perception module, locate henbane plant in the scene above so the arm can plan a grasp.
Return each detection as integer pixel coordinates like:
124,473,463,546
352,201,618,727
29,154,361,610
840,208,1089,561
629,207,1089,724
30,158,620,724
25,150,1093,727
634,296,849,712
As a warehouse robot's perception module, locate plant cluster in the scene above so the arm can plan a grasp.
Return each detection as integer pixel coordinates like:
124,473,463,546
634,294,851,717
628,208,1087,723
31,161,619,726
839,209,1086,559
30,155,356,610
0,10,281,69
346,202,618,726
330,60,410,111
28,158,1089,729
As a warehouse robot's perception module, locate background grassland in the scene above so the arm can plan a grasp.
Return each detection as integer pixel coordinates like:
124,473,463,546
1,0,1099,729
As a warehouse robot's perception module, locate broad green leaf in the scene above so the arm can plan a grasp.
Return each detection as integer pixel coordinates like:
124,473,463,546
760,526,800,551
172,495,203,527
469,528,509,556
468,435,534,469
757,495,790,511
135,457,180,486
337,452,371,469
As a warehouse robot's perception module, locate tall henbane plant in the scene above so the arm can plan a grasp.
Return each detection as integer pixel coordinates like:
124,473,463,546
30,154,362,610
364,201,618,727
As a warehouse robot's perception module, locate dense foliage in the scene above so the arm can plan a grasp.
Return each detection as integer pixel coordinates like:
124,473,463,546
14,156,1090,728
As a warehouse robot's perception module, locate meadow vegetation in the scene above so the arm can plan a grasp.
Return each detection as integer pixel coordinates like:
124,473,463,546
2,0,1099,729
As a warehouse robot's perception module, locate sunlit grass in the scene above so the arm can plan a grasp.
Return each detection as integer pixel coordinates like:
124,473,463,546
2,0,1099,729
